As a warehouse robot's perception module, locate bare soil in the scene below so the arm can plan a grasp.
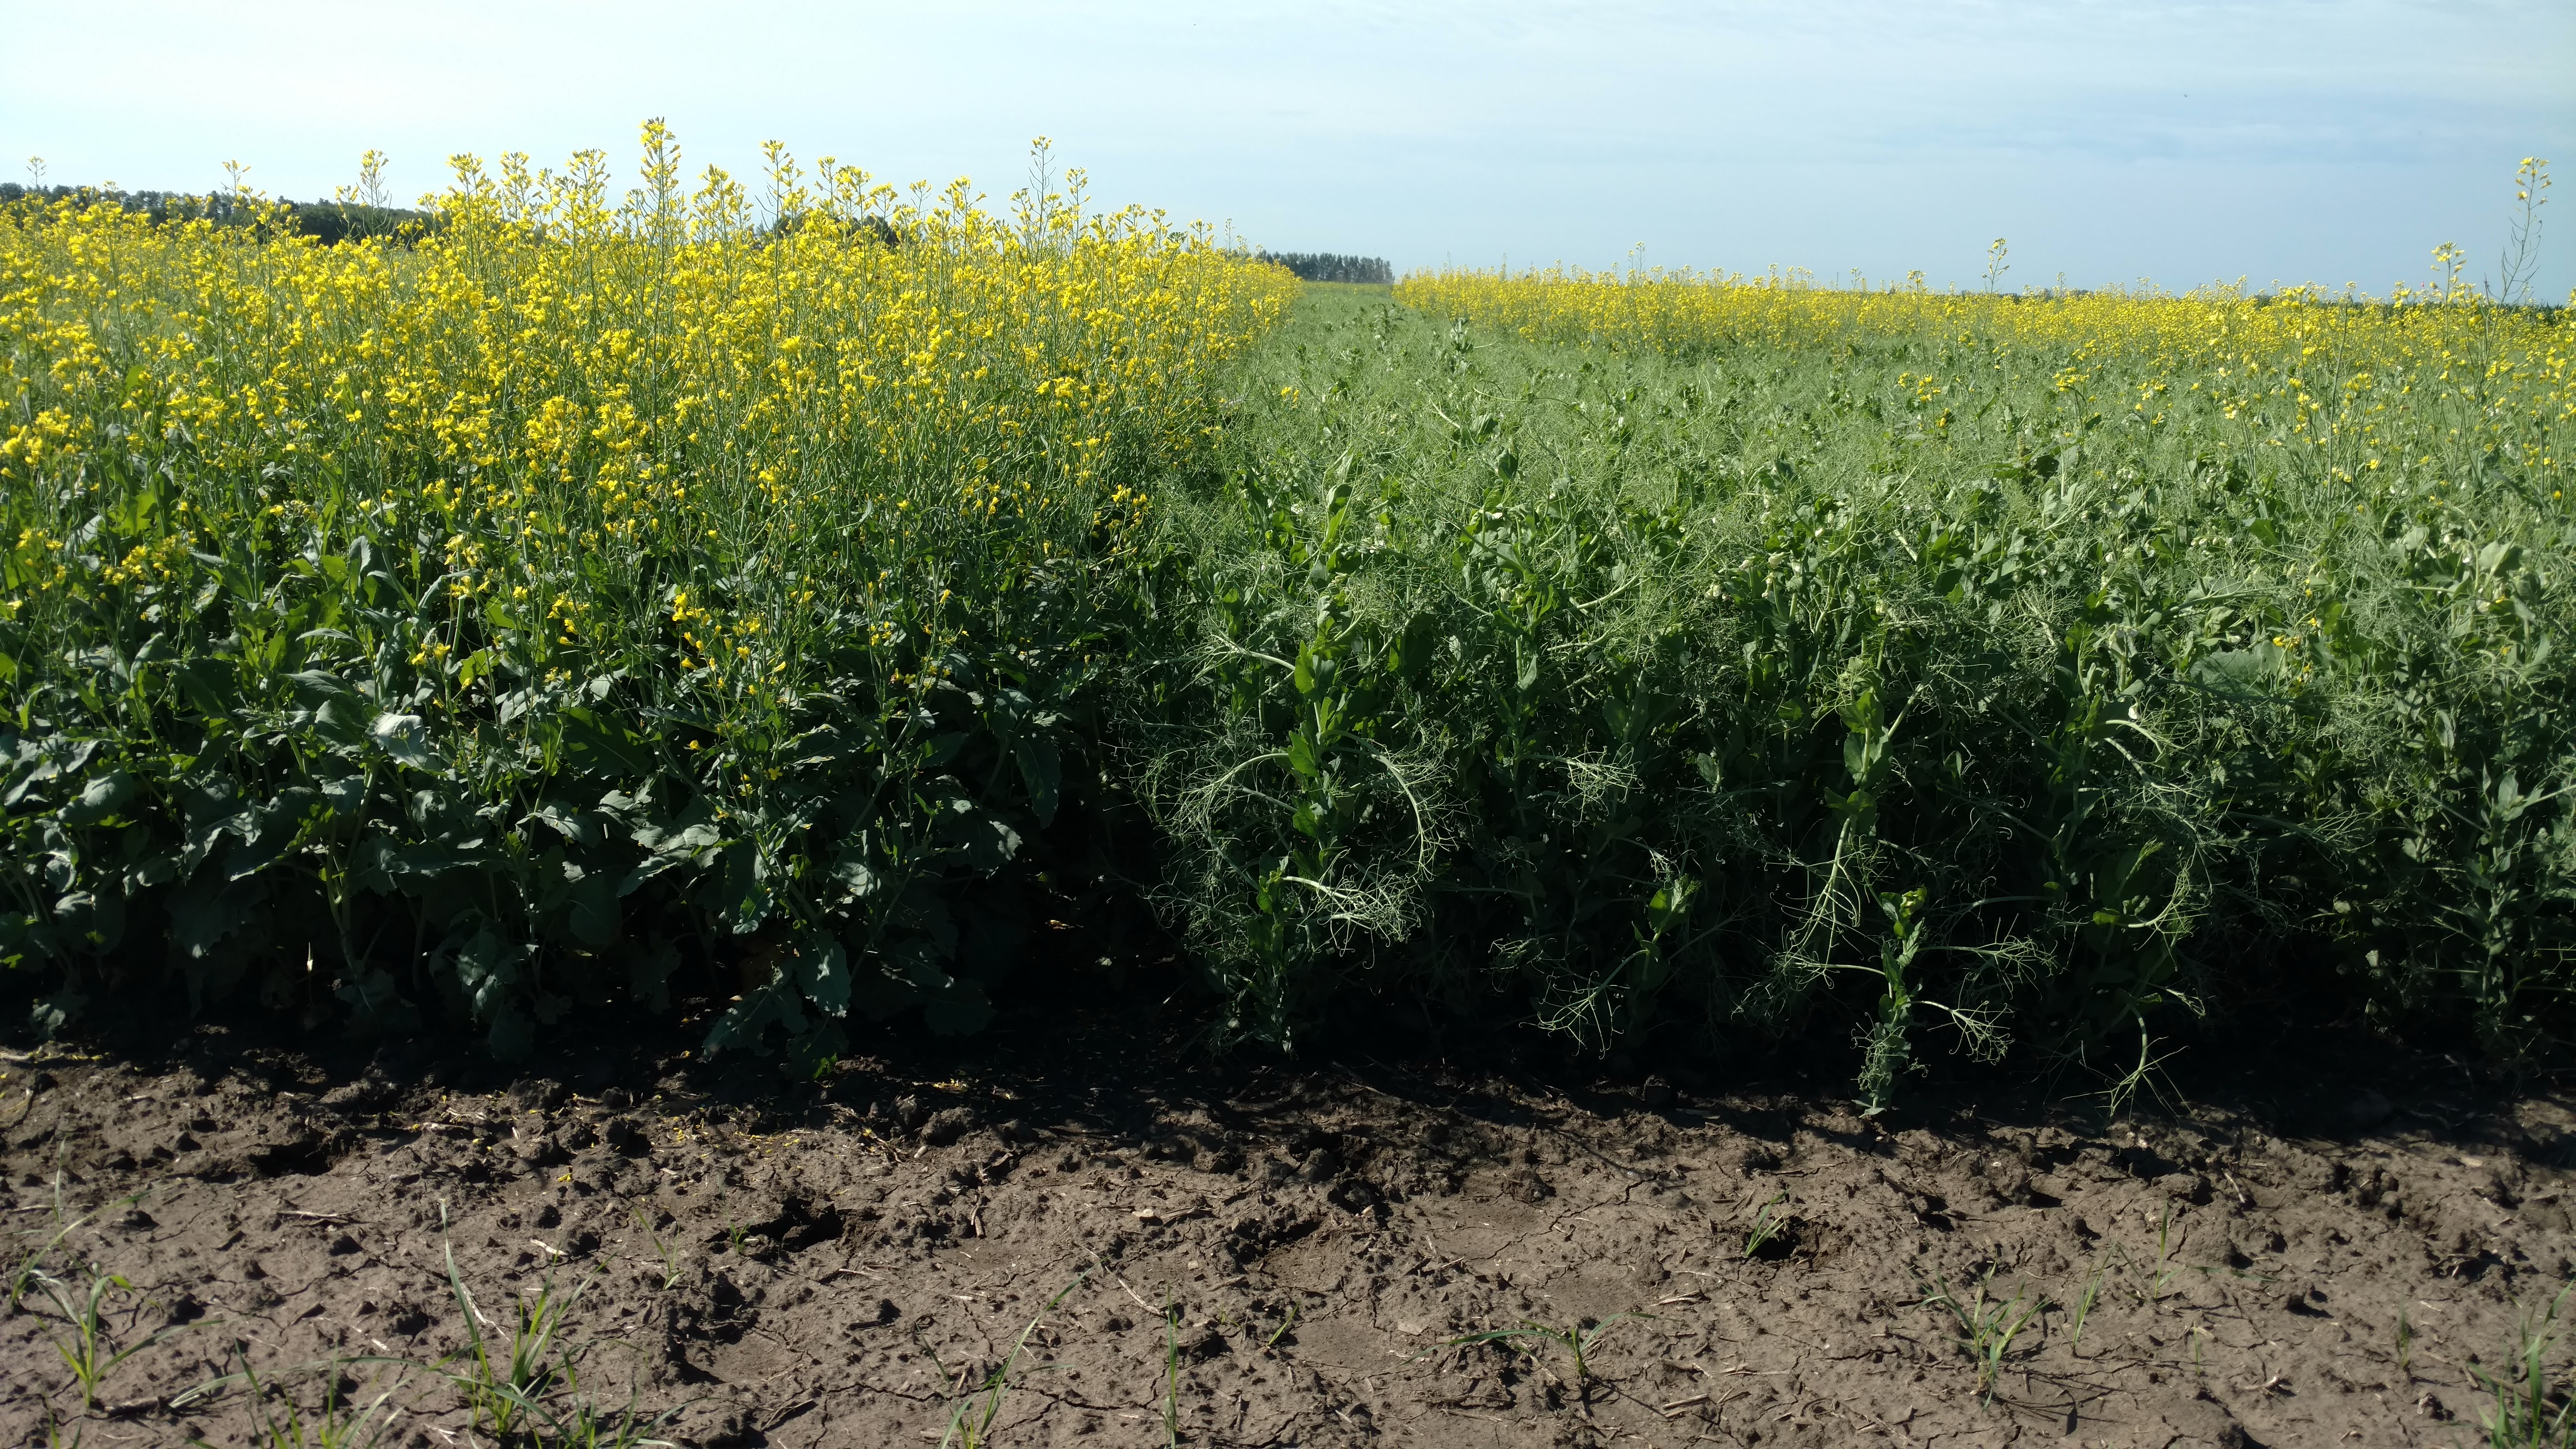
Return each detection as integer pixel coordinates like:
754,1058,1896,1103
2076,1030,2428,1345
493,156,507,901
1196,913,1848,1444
4,1000,2574,1448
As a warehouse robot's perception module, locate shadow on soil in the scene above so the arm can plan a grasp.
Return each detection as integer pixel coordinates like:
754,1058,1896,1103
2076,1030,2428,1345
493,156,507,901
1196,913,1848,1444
3,957,2573,1447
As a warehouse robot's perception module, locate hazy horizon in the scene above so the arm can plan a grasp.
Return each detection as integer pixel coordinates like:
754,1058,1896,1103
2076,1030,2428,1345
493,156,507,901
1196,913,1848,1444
4,0,2570,300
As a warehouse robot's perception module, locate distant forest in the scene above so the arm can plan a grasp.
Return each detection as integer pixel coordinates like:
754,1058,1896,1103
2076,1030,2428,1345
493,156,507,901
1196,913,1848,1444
1256,251,1394,284
1,186,1398,280
0,183,429,243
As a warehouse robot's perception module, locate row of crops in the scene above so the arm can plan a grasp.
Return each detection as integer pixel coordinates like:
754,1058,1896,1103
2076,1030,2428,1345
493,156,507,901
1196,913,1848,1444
1201,269,2573,1102
6,135,2574,1099
0,133,1293,1069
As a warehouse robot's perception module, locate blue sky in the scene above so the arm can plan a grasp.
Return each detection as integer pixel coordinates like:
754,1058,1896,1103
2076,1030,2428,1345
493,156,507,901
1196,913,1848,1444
5,0,2570,297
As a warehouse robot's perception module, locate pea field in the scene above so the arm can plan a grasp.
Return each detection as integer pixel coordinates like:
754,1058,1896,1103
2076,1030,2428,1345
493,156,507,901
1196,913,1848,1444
6,135,2575,1105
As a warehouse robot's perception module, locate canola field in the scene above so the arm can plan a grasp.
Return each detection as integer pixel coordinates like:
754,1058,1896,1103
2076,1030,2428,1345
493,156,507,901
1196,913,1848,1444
7,133,2576,1098
0,132,1291,1066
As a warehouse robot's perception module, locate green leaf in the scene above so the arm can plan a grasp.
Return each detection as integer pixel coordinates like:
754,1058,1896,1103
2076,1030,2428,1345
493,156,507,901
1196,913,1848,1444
702,976,807,1056
173,657,237,719
29,984,87,1039
785,1020,848,1080
486,1006,535,1062
615,851,686,898
936,800,1021,871
447,920,520,1020
336,966,420,1036
171,875,259,962
560,706,656,778
706,838,770,933
524,800,600,847
318,772,368,818
826,852,880,905
922,977,994,1036
2185,648,2278,701
57,770,136,829
632,796,724,855
1014,736,1061,827
311,695,371,749
370,712,434,770
287,669,358,706
631,938,680,1012
177,772,245,874
223,788,320,880
789,936,850,1017
3,737,98,810
567,871,620,946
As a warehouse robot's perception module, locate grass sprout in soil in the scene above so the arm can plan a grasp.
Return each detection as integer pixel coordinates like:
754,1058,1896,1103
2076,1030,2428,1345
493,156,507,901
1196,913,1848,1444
1439,1312,1650,1415
1917,1265,2048,1399
2472,1283,2576,1448
432,1202,603,1440
177,1348,409,1449
930,1270,1085,1449
33,1262,213,1411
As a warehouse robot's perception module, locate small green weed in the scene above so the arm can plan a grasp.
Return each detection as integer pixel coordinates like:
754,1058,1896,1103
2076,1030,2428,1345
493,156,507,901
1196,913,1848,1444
1743,1190,1791,1259
177,1348,407,1449
2472,1283,2576,1448
1161,1292,1183,1449
931,1272,1086,1449
2151,1201,2181,1304
34,1264,214,1410
504,1385,681,1449
7,1172,145,1313
2110,1200,2185,1309
2068,1262,2104,1355
432,1202,598,1437
1261,1301,1298,1354
630,1208,684,1290
1919,1267,2046,1399
1441,1314,1652,1412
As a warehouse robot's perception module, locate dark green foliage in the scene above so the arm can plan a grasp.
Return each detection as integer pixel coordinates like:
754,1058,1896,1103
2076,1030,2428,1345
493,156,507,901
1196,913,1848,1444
0,472,1120,1067
1133,290,2576,1098
11,274,2576,1101
1256,252,1393,284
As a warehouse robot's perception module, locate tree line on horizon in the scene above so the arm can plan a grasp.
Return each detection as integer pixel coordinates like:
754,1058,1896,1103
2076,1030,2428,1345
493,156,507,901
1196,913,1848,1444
2,184,1405,277
1254,250,1393,283
1,182,428,244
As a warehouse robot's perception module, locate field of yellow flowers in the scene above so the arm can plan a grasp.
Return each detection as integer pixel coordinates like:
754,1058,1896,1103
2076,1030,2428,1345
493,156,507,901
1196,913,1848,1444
8,130,2576,1097
0,128,1290,1066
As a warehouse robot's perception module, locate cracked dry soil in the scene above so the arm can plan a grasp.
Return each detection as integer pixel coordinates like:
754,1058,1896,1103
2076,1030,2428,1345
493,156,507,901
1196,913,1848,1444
4,1006,2575,1448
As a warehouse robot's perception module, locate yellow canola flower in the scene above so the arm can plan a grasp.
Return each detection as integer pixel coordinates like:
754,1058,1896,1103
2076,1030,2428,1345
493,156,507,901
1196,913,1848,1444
1398,265,2574,470
0,126,1298,705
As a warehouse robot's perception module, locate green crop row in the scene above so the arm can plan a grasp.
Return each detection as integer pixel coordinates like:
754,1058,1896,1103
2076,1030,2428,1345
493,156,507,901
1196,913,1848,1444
8,161,2576,1100
1143,284,2576,1102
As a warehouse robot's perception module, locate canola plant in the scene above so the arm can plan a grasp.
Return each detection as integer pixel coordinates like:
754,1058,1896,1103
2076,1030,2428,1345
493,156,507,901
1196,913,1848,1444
0,126,1290,1063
